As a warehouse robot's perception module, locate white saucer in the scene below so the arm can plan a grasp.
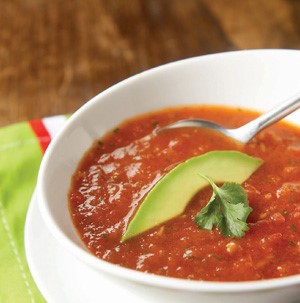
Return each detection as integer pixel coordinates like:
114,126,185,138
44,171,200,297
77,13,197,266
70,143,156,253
24,193,148,303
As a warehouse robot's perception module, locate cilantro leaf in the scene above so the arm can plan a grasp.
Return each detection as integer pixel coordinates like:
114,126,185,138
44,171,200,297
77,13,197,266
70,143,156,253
194,174,252,238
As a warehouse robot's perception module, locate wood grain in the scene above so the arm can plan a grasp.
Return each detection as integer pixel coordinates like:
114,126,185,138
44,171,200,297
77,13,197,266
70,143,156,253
1,0,300,126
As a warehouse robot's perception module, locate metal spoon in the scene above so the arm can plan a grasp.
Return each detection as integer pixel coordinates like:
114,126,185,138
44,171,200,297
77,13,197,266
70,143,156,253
158,93,300,144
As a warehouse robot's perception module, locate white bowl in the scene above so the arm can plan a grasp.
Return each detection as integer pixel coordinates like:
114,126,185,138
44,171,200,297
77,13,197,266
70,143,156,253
38,49,300,303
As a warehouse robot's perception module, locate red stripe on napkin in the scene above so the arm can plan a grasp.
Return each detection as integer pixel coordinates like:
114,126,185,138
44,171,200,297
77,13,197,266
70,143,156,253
29,119,51,153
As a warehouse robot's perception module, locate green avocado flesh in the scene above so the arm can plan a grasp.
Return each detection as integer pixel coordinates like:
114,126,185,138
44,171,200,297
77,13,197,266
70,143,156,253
121,151,263,242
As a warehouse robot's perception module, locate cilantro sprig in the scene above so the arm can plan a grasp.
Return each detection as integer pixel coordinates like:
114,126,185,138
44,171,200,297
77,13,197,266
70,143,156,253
194,174,252,238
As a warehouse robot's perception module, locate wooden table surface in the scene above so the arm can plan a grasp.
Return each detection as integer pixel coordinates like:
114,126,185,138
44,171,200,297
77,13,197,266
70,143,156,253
1,0,300,127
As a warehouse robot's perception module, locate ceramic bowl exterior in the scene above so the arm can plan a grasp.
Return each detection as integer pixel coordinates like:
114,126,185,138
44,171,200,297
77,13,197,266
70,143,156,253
38,50,300,303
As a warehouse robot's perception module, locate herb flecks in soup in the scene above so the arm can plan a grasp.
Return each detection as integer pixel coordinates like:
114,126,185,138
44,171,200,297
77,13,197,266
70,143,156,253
69,106,300,282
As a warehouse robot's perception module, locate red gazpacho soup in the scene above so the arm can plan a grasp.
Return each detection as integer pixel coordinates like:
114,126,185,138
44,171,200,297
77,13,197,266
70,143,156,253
69,105,300,281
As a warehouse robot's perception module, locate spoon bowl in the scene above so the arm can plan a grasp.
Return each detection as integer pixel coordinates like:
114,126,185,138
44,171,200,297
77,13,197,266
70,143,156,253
159,92,300,143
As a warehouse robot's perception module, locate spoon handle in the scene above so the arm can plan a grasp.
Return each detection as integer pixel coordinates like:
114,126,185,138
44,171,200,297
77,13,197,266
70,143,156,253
237,92,300,142
254,93,300,128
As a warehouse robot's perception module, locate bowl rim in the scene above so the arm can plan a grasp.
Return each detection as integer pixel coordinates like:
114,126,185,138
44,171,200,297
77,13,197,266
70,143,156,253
38,49,300,293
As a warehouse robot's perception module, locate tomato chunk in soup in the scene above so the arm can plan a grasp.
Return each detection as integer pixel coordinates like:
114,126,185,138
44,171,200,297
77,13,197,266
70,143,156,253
69,105,300,281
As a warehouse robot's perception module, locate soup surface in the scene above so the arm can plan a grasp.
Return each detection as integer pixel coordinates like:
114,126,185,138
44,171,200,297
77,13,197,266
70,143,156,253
69,105,300,281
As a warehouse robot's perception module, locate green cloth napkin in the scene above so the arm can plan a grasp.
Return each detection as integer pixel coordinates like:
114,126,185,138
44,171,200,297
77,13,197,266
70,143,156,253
0,116,67,303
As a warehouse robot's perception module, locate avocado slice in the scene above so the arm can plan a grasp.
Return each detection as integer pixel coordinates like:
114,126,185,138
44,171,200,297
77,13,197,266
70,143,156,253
121,150,262,242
